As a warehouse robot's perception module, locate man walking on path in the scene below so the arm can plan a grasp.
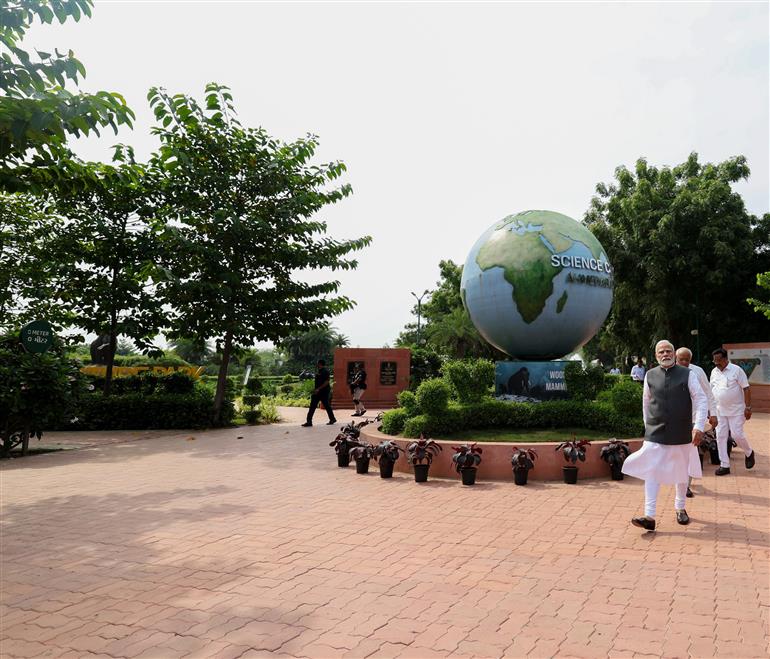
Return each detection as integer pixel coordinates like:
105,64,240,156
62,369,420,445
350,363,368,417
623,340,706,531
302,360,337,427
710,348,755,475
676,347,718,498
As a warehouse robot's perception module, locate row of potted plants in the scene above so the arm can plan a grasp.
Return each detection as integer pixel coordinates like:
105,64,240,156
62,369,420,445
330,423,636,485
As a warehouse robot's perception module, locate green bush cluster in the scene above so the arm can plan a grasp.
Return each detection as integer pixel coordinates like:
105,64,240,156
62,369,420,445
564,362,606,401
89,371,196,395
609,379,643,418
396,390,418,415
112,354,192,367
70,388,233,430
382,399,643,439
441,358,494,403
415,378,451,416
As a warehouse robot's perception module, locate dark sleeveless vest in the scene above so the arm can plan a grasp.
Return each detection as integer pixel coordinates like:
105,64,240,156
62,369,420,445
645,364,692,445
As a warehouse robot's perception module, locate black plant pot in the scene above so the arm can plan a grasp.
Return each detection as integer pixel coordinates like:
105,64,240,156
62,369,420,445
709,447,721,465
355,457,370,474
563,465,578,484
698,451,704,469
414,464,429,482
461,468,477,486
727,438,735,456
337,452,351,468
610,463,624,481
513,468,529,486
379,459,394,479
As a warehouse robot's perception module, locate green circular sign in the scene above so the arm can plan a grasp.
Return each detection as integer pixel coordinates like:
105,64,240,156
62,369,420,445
21,320,55,354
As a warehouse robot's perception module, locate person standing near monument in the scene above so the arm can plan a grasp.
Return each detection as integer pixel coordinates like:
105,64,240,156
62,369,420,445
709,348,754,475
676,346,718,498
301,359,337,427
622,340,706,530
631,358,646,382
350,363,368,417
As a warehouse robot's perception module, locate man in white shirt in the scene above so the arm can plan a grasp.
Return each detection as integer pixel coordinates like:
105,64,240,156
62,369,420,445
609,367,621,375
676,347,718,498
630,359,646,382
709,348,754,475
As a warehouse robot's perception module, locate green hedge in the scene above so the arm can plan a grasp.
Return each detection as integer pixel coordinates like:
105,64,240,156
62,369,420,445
386,399,643,439
70,388,233,430
442,358,494,403
381,408,409,435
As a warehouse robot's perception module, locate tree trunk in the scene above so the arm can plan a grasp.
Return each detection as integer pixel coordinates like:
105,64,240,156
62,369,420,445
103,311,118,396
213,330,233,425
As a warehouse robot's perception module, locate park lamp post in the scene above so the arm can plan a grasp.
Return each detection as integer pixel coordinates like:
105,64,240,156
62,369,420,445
411,289,430,345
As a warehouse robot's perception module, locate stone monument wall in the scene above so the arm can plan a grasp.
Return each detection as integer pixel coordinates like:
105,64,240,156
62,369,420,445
332,348,411,409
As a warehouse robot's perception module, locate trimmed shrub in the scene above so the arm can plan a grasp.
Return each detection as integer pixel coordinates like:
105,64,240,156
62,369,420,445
381,408,409,435
258,397,280,423
442,358,495,403
280,383,294,394
112,354,191,367
282,374,295,384
242,394,262,408
609,379,643,418
71,388,231,430
243,377,263,395
396,390,419,416
564,362,606,401
409,346,443,390
244,409,261,424
415,378,450,416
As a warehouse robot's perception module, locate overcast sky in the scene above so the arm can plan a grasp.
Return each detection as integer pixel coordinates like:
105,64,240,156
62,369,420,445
28,1,769,349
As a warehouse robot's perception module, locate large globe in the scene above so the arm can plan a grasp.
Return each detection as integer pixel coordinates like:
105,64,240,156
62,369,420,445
461,210,613,360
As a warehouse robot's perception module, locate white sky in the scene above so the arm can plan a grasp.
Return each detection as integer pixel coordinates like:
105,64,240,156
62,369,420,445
28,0,770,349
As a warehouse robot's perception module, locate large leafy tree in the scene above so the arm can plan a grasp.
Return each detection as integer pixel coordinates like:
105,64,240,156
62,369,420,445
150,84,370,423
45,152,164,393
747,272,770,321
585,153,770,364
0,0,134,191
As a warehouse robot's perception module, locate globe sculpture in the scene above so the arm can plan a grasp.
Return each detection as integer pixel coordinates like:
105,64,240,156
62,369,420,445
461,210,613,360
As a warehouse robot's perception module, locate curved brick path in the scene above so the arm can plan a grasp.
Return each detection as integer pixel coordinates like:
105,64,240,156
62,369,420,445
1,409,768,659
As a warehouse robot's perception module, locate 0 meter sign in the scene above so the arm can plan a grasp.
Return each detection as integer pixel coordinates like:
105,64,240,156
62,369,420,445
21,320,55,354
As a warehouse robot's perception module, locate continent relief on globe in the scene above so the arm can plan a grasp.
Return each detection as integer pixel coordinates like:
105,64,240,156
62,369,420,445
475,211,606,324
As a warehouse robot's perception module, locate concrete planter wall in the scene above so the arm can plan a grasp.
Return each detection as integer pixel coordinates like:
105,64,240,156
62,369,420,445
360,424,643,481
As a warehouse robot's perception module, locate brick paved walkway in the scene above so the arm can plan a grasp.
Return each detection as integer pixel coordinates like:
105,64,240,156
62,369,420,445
1,410,768,659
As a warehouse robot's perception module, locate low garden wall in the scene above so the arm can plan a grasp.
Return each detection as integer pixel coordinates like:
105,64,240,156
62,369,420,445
360,424,643,481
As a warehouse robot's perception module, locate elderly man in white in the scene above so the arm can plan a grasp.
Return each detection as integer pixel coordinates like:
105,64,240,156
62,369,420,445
623,340,706,531
709,348,755,475
676,347,718,498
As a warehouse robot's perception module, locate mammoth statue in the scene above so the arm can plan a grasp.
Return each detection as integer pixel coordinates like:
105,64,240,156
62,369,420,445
89,333,113,364
507,367,530,395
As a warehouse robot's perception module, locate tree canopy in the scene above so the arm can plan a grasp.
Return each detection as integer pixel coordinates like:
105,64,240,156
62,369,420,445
585,153,770,364
0,0,134,191
149,84,370,422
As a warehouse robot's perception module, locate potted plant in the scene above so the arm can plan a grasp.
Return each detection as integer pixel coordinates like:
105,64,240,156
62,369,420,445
600,438,630,480
349,443,374,474
511,446,537,485
555,437,591,484
451,443,483,485
329,421,362,468
373,440,404,478
699,429,720,465
406,434,443,482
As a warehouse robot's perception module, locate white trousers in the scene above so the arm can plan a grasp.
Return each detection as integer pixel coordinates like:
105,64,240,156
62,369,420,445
645,480,688,518
716,415,753,468
353,388,366,413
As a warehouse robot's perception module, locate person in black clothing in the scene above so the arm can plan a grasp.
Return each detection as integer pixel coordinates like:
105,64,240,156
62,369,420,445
350,362,367,416
301,360,337,427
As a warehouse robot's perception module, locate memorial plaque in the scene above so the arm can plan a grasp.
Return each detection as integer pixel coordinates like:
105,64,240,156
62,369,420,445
379,361,398,386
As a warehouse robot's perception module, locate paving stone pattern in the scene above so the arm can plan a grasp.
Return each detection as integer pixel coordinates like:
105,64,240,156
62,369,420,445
1,409,768,658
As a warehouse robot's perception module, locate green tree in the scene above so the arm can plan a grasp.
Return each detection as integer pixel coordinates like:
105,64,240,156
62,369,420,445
278,325,349,371
1,0,134,191
0,192,62,328
167,337,213,365
585,153,770,363
45,153,164,393
747,272,770,321
150,84,370,423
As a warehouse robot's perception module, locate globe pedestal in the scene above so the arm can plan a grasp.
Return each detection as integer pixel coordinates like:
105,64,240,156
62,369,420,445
496,361,569,401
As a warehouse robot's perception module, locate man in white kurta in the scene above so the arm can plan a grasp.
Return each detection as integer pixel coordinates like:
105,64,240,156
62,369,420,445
709,348,754,474
623,341,707,531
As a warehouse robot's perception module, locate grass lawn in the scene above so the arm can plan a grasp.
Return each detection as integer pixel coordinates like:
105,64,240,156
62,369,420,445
433,427,637,443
